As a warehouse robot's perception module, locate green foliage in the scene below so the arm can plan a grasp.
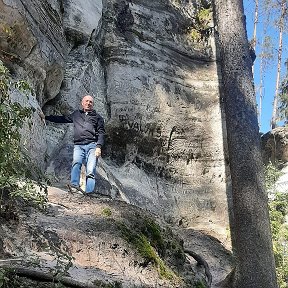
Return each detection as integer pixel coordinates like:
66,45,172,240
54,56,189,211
52,250,74,278
259,36,274,68
102,207,112,217
141,218,165,255
9,182,47,208
264,161,283,191
0,268,40,288
194,280,206,288
0,60,47,211
269,192,288,288
265,163,288,287
0,267,76,288
119,222,175,280
1,25,13,37
92,280,123,288
187,7,212,42
0,269,9,288
0,60,32,184
269,193,288,237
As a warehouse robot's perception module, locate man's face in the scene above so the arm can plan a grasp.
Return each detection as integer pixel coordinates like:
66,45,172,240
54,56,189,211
81,95,94,111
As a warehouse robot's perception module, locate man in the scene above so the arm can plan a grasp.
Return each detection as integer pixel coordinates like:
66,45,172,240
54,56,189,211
44,95,105,195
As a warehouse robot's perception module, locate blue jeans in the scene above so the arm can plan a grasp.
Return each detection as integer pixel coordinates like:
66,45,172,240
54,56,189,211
70,142,98,193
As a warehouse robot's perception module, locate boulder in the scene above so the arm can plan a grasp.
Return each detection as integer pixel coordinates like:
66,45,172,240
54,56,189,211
261,127,288,165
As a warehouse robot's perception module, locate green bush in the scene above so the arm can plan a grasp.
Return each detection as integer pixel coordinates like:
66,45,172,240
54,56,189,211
0,61,32,185
265,163,288,288
119,222,175,280
0,60,46,209
264,161,283,191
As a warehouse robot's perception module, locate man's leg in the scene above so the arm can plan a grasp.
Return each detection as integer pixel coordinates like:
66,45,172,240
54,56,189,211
85,143,97,193
70,145,84,187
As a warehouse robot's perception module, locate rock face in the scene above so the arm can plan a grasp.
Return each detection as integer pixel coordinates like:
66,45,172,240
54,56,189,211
0,187,232,288
0,0,229,241
261,127,288,193
262,127,288,165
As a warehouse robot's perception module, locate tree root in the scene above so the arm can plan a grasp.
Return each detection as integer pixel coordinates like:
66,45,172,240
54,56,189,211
0,265,105,288
184,249,212,287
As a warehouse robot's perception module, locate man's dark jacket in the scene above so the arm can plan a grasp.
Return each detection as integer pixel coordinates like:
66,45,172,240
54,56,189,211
45,110,105,147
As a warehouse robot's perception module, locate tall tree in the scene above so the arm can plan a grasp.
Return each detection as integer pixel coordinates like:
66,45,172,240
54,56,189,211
258,29,274,129
271,0,287,129
252,0,259,76
212,0,278,287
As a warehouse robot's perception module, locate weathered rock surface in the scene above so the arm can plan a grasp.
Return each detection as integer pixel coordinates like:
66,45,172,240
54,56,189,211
0,0,231,276
0,187,232,287
261,126,288,193
101,0,229,237
261,127,288,165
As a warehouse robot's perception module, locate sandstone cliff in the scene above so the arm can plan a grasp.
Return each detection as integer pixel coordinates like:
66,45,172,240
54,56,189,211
0,0,229,238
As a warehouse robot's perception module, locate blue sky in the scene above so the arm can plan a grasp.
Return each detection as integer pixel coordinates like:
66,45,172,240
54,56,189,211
243,0,288,133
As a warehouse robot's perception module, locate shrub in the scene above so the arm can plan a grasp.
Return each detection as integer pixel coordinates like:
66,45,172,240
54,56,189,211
0,60,46,210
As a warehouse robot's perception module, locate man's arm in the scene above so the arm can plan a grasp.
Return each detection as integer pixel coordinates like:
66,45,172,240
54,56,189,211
38,110,73,126
45,114,73,123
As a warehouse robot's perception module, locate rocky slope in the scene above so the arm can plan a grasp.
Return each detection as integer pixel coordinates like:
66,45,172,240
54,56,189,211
0,187,232,287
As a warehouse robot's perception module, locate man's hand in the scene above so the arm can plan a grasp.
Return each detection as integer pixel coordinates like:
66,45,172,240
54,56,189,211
37,108,46,126
95,147,101,158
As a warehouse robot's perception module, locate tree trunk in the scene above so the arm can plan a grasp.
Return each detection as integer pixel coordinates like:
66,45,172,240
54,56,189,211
258,6,272,130
212,1,278,287
271,0,286,129
252,0,258,76
258,53,264,129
